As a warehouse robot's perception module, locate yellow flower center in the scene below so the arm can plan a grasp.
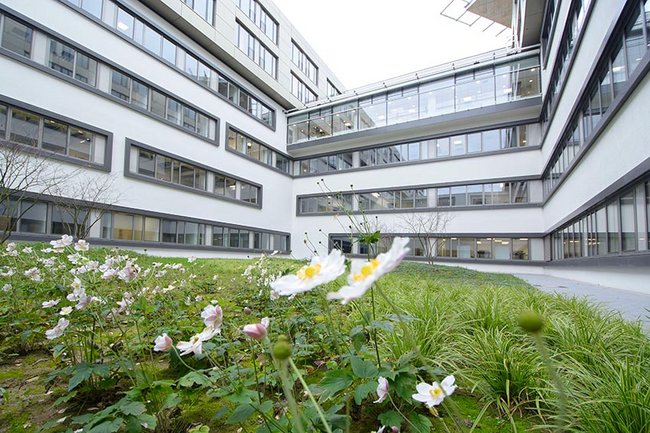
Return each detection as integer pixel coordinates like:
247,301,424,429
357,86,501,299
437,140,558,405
352,259,380,282
297,263,321,280
429,386,444,399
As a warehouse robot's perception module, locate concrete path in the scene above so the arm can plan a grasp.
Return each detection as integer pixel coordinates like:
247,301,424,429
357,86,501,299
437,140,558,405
514,273,650,327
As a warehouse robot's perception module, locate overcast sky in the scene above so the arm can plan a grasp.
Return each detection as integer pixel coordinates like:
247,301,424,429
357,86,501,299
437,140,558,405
272,0,509,89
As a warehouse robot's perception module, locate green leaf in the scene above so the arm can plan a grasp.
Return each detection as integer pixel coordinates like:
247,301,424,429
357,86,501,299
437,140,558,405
394,372,417,402
125,416,143,433
226,403,256,425
370,320,394,332
378,410,402,429
351,357,378,379
88,418,123,433
137,413,157,430
225,388,257,404
120,401,146,416
188,426,210,433
68,363,93,391
178,371,211,387
319,370,353,399
407,413,432,433
353,381,377,405
54,390,77,406
162,392,181,410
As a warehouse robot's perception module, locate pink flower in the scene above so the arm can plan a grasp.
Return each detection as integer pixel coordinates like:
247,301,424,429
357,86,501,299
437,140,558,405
200,305,223,331
45,318,69,340
374,377,389,403
243,317,269,340
154,333,173,352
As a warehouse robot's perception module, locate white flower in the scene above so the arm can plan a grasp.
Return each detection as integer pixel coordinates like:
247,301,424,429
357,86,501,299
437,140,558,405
102,269,118,279
270,249,345,296
412,375,457,408
118,262,139,282
115,292,134,315
70,278,83,290
153,333,173,352
23,247,33,254
0,267,14,277
74,240,90,251
188,256,196,263
42,299,60,308
45,318,69,340
59,306,73,316
374,377,389,403
24,267,42,282
176,333,207,356
327,237,410,304
2,284,11,292
5,242,16,252
200,305,223,331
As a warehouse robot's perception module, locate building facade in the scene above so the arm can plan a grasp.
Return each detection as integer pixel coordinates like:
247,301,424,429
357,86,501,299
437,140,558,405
1,0,649,292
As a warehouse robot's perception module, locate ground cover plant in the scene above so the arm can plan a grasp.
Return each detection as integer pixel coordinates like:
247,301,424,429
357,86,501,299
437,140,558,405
0,236,649,433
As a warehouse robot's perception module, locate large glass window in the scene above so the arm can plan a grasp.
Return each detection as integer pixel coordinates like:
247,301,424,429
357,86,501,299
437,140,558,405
18,201,47,233
42,119,68,154
1,16,32,57
607,201,620,253
620,191,636,251
10,109,39,146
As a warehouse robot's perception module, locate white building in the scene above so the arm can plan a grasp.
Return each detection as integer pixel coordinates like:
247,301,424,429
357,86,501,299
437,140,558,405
0,0,649,292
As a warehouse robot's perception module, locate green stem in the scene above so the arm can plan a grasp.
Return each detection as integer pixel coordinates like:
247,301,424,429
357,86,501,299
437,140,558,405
370,287,382,369
277,359,306,433
288,358,333,433
387,393,422,433
534,333,567,432
250,343,262,404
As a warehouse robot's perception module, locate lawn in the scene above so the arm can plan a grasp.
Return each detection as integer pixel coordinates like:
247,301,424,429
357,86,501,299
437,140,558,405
0,238,649,433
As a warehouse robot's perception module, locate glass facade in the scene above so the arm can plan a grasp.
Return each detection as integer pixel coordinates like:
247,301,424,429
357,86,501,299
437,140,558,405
543,0,650,196
295,124,535,176
298,181,531,215
551,178,649,260
1,15,32,58
287,55,540,144
331,234,529,261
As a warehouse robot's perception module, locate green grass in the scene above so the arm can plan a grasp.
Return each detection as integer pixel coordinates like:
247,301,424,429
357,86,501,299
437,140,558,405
1,247,649,432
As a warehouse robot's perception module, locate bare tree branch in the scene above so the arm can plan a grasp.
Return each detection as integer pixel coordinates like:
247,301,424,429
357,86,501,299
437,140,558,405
398,212,452,265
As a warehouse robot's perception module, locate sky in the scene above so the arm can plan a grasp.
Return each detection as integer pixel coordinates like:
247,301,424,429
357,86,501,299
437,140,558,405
272,0,510,90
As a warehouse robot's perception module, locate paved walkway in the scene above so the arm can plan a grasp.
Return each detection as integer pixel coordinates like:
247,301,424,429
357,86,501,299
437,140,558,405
514,274,650,327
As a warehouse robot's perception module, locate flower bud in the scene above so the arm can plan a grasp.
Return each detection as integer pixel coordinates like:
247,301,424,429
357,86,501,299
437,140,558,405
243,323,267,340
243,306,252,315
272,336,292,360
518,310,544,334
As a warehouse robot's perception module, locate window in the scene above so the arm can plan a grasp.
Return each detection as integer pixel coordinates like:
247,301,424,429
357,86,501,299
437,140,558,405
48,39,98,86
327,80,341,97
287,55,540,143
237,23,277,78
10,109,39,146
620,191,636,251
1,16,32,57
181,0,215,24
18,201,47,234
239,0,278,44
227,129,291,174
51,206,88,236
109,68,214,138
292,42,318,84
240,183,259,204
291,73,317,104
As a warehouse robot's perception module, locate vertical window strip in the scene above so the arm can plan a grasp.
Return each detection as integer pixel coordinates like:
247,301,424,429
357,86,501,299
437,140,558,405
236,22,277,78
543,0,649,197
